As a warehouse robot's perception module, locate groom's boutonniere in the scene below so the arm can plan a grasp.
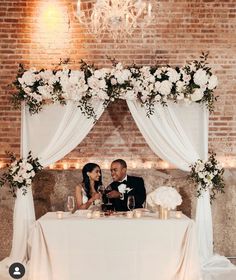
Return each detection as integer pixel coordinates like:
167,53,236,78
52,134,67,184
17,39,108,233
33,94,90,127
118,184,133,200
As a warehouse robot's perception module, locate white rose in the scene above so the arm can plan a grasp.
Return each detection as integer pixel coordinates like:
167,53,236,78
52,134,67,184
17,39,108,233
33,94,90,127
116,62,123,71
26,178,32,185
154,81,161,91
198,172,205,179
167,69,180,83
13,174,23,183
182,73,191,85
191,88,204,101
177,92,184,100
159,80,172,96
155,94,161,101
39,70,53,82
195,162,205,172
94,70,105,79
208,75,218,90
25,162,33,171
154,69,162,79
20,71,36,86
111,78,117,85
38,85,53,99
193,69,208,87
176,81,185,93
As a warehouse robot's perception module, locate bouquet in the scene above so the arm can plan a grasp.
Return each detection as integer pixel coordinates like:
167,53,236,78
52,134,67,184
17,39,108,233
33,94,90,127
190,153,225,201
147,186,182,209
0,151,42,197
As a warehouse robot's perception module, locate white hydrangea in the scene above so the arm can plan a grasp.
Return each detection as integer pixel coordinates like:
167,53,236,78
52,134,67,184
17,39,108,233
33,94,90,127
191,88,204,101
167,68,180,83
159,80,172,96
154,186,182,209
193,69,208,87
208,75,218,90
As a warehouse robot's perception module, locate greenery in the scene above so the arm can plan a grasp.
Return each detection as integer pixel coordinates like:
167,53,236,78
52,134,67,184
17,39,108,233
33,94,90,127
0,151,42,197
11,53,218,121
189,153,225,201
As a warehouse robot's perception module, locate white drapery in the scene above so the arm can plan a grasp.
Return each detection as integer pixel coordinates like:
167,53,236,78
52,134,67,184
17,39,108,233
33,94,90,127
1,100,234,277
10,100,105,264
127,100,211,263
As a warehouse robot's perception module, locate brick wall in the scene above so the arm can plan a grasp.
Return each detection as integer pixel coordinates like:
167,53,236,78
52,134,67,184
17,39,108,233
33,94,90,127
0,0,236,168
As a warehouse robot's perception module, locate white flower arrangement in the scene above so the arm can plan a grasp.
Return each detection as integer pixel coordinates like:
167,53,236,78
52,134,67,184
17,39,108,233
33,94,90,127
190,153,225,201
12,53,218,120
0,151,42,197
154,186,182,209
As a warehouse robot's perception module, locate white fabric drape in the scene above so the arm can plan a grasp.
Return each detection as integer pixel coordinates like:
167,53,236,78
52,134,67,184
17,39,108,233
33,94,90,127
9,100,105,264
1,99,234,279
126,100,212,263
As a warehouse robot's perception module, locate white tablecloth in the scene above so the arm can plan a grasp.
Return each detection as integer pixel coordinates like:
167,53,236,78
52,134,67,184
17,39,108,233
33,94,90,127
28,212,201,280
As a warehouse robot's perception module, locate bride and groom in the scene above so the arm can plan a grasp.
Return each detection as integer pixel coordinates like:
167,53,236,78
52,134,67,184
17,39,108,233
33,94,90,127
75,159,146,211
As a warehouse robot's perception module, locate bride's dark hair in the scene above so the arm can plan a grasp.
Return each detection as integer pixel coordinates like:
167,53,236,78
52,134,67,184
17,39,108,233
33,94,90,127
82,163,102,199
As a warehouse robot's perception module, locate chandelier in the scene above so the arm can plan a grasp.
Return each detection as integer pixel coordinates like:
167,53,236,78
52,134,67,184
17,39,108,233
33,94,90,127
76,0,153,42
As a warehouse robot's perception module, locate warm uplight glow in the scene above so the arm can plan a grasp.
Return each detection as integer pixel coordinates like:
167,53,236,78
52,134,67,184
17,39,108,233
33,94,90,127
0,161,5,169
34,1,70,51
42,3,62,31
160,161,170,169
44,157,236,170
63,162,68,170
49,164,55,169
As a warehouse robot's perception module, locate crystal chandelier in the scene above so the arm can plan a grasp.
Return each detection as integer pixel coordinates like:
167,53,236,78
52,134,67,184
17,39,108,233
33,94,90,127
76,0,153,42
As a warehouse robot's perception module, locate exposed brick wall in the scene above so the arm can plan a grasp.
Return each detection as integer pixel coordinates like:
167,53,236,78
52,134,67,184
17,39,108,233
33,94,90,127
0,0,236,167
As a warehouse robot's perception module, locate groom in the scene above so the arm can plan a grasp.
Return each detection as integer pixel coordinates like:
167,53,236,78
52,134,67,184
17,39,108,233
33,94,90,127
107,159,146,211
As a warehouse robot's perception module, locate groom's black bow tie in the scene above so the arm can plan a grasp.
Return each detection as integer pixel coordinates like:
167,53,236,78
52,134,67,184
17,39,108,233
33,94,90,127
118,180,127,185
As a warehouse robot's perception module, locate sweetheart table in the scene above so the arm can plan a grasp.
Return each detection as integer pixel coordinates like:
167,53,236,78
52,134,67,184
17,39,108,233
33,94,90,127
27,212,201,280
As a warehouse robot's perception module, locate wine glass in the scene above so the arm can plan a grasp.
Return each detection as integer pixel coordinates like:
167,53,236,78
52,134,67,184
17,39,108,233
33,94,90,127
127,195,135,211
105,185,112,205
67,196,75,213
97,185,106,195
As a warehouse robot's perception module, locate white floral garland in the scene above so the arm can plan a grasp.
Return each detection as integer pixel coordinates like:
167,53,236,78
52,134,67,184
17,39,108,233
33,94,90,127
12,54,218,120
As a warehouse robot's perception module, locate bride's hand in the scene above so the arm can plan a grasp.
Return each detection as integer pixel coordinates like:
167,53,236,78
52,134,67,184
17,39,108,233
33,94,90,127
92,192,101,201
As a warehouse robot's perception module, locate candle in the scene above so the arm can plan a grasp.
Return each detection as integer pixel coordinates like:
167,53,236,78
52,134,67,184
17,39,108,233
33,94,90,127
148,3,152,18
93,210,101,218
175,211,182,218
56,211,63,219
77,0,81,16
134,210,142,218
126,211,133,218
87,212,92,219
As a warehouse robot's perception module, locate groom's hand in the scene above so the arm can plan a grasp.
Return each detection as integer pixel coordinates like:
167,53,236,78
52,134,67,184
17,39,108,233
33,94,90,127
107,190,121,199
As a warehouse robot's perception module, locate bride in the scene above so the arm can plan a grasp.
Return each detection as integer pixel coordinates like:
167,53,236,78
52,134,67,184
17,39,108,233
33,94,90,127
75,163,102,209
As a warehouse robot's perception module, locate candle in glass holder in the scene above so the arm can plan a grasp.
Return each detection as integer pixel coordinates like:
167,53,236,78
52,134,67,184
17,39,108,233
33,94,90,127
93,210,101,218
134,210,142,218
56,211,63,219
86,211,92,219
126,211,133,218
175,211,182,218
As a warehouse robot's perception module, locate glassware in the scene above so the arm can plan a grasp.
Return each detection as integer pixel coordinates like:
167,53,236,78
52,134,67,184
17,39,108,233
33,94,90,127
105,185,112,206
127,195,135,211
67,196,75,213
97,185,106,195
